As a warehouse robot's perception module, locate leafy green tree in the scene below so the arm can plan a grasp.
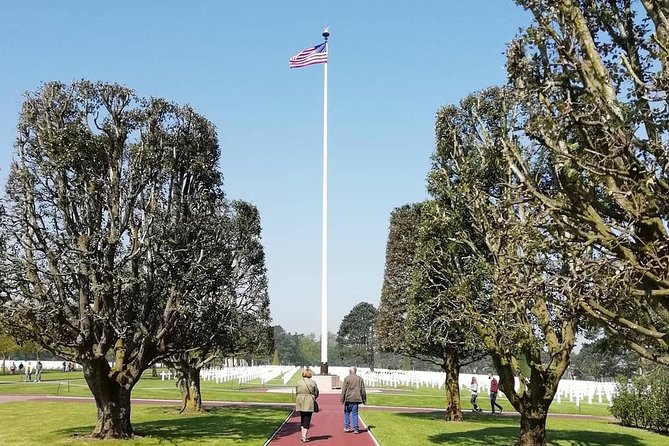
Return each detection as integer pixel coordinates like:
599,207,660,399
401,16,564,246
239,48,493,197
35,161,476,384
410,201,485,421
377,203,482,420
428,87,585,445
0,81,224,438
402,355,411,371
337,302,377,370
297,334,320,366
0,333,19,374
377,204,423,355
273,326,302,365
505,0,669,365
570,336,640,380
272,349,280,365
165,200,272,413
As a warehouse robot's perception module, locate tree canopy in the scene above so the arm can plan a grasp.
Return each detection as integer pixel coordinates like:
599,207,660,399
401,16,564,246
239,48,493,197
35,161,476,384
505,0,669,364
0,80,271,437
337,302,378,370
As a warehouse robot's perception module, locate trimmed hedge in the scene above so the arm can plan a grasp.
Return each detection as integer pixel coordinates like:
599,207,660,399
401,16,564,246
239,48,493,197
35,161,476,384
610,371,669,433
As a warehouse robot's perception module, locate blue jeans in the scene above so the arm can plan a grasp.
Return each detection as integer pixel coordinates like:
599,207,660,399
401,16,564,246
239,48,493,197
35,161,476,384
343,402,360,431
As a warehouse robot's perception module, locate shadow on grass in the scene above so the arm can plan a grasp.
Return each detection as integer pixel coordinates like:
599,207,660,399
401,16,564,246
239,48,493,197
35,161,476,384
56,406,288,442
395,411,646,446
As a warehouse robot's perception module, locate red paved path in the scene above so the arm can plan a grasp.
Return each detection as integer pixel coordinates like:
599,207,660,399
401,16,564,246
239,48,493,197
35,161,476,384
266,394,378,445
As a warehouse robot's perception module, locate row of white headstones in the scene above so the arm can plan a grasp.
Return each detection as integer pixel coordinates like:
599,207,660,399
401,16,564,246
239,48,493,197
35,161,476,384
160,365,617,406
161,365,299,386
343,368,617,406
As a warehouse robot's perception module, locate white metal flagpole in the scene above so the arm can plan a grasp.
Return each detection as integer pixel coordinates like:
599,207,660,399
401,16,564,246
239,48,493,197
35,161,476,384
320,28,330,373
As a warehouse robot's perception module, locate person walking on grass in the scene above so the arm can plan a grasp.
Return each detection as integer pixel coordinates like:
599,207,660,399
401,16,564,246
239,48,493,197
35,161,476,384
341,366,366,434
488,372,503,414
295,368,319,443
35,360,43,382
25,363,32,382
470,376,482,412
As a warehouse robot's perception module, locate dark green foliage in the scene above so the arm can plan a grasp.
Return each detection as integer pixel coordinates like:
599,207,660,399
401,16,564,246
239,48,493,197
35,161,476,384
0,80,270,436
428,86,585,443
377,204,423,354
611,370,669,433
272,326,320,366
337,302,377,370
569,337,640,381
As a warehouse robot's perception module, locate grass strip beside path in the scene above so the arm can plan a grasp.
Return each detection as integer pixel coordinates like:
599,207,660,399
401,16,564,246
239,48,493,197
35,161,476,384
361,410,668,446
0,401,289,446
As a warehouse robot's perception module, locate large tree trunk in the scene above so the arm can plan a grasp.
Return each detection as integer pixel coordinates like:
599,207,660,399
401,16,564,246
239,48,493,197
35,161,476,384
441,347,463,421
516,410,547,446
176,362,204,413
82,357,134,439
493,353,565,446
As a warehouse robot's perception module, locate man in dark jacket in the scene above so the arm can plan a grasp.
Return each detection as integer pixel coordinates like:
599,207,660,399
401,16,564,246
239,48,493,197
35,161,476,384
341,366,366,434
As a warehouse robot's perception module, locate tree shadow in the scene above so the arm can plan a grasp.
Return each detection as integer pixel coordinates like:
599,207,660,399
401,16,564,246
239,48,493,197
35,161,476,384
394,411,648,446
56,406,288,442
307,434,333,442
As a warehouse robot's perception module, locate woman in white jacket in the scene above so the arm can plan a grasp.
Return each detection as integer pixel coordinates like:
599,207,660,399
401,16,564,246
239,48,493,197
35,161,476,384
470,376,482,412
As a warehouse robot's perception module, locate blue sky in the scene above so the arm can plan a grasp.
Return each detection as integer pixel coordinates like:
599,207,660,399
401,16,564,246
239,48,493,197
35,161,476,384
0,1,531,335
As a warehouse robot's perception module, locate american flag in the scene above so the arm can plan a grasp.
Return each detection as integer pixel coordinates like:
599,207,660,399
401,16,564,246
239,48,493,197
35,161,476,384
289,42,327,68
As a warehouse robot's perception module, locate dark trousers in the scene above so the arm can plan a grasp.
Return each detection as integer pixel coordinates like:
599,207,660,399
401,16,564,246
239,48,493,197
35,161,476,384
471,393,480,410
299,411,313,429
490,391,503,412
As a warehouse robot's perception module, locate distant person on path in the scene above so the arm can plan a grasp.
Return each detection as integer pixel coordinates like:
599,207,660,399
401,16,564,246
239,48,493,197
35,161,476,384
488,372,503,414
295,368,319,443
18,362,24,376
10,362,16,374
470,376,482,412
35,360,43,382
25,363,32,382
341,366,366,434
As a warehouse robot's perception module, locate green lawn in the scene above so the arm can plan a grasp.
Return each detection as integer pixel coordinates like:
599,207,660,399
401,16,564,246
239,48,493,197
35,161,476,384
1,370,616,416
361,410,668,446
367,385,613,417
1,371,666,445
0,369,295,404
0,401,289,446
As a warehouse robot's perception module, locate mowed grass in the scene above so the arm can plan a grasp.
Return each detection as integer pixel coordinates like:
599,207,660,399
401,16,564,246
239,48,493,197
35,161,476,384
361,410,669,446
2,370,616,416
0,369,295,404
367,385,613,417
0,401,289,446
2,371,666,445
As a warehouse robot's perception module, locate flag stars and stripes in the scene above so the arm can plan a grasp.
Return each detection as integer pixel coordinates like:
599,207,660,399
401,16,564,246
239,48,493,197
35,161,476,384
289,42,327,68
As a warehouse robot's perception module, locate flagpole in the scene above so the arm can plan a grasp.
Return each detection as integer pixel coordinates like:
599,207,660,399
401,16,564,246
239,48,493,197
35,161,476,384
320,28,330,375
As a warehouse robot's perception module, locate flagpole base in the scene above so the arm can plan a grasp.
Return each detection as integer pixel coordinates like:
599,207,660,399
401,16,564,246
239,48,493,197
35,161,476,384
312,368,340,394
319,361,329,375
